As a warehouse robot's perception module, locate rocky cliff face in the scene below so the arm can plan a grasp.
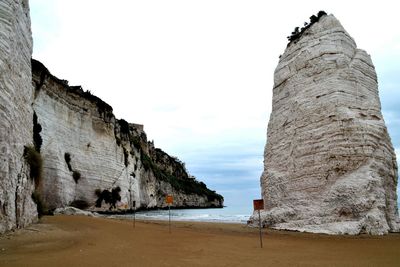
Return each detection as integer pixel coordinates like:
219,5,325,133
0,0,37,233
32,60,223,211
251,13,399,234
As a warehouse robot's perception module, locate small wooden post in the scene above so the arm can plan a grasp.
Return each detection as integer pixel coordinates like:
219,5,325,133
166,195,173,233
168,204,171,233
253,199,264,248
258,209,263,248
132,200,136,228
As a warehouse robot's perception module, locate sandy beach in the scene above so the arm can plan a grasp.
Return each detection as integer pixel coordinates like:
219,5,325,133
1,215,399,267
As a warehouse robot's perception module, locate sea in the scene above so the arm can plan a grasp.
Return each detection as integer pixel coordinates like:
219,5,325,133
117,206,253,224
114,203,400,223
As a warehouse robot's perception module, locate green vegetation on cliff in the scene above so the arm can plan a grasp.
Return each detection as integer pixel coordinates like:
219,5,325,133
118,120,223,203
287,11,327,44
141,150,223,202
23,145,43,187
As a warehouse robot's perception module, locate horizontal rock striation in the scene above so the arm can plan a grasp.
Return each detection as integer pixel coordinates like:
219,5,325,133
251,14,399,234
32,59,223,211
0,0,37,234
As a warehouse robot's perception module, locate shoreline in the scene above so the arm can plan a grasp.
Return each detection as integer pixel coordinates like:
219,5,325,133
110,214,248,225
109,207,250,225
93,205,225,216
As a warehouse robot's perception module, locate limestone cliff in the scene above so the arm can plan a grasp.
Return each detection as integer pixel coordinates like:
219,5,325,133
32,59,223,211
0,0,37,233
250,13,399,234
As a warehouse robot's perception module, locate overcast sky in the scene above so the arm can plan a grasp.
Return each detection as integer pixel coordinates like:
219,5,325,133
30,0,400,212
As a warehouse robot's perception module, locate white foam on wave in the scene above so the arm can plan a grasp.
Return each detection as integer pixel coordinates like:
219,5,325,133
117,208,251,224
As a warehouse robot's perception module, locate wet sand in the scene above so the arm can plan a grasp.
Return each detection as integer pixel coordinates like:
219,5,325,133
0,215,399,266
